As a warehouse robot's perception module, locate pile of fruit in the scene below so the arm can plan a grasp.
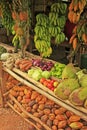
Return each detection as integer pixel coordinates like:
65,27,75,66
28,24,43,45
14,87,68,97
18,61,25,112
40,78,60,91
8,81,87,130
32,59,54,71
50,62,66,78
54,63,87,108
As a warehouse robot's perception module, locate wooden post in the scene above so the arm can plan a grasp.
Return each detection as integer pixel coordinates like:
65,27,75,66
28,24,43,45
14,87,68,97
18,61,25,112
0,61,4,107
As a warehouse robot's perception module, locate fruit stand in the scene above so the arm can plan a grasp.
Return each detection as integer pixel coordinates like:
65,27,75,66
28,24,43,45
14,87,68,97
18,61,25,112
0,0,87,129
0,43,87,130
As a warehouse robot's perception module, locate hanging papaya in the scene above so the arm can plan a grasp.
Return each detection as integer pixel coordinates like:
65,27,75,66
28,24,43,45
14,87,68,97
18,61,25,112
72,37,78,50
19,11,28,21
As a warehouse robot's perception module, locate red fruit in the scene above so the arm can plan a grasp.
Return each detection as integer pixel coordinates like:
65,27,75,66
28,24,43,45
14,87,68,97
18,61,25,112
51,87,54,91
43,80,48,87
40,78,46,84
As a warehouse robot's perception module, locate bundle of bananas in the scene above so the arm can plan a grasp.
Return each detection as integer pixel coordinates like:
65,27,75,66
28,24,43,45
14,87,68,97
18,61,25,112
68,0,86,24
49,26,61,37
55,32,65,45
34,25,50,40
48,2,67,45
51,2,67,15
34,39,52,57
0,1,14,35
36,14,49,27
49,13,66,28
34,14,52,57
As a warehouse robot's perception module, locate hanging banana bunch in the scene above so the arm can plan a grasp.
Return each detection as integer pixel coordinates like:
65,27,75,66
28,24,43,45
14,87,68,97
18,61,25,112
68,0,86,24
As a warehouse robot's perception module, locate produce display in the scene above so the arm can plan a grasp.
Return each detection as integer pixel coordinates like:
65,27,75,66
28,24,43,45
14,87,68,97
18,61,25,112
6,77,87,130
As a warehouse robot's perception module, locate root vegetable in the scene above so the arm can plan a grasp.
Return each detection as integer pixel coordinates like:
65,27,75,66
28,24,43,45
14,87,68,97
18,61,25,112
44,109,51,115
58,120,67,129
69,115,81,123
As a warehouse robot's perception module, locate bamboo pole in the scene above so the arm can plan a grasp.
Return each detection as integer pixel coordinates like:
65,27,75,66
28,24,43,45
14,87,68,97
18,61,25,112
0,61,4,107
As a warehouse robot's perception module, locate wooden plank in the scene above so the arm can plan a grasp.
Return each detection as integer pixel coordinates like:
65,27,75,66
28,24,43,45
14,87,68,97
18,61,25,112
3,67,87,121
0,61,4,107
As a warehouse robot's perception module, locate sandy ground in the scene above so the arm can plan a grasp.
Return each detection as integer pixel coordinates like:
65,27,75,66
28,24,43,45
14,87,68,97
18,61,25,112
0,107,29,130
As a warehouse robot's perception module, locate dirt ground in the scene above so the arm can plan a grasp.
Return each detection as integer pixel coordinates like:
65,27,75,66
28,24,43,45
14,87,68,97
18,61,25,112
0,107,30,130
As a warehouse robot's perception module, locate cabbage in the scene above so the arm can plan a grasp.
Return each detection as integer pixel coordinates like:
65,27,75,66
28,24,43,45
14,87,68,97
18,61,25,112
32,70,42,81
1,53,10,61
42,71,51,79
28,69,34,77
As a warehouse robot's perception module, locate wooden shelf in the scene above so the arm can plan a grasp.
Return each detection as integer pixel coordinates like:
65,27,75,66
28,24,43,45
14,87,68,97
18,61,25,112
3,67,87,122
0,43,87,122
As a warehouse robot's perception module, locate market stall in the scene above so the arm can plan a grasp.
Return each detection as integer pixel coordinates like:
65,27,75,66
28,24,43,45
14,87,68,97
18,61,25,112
0,0,87,130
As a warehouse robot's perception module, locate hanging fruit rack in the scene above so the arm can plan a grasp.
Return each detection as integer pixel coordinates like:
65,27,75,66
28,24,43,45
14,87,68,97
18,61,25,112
67,0,87,63
11,0,32,57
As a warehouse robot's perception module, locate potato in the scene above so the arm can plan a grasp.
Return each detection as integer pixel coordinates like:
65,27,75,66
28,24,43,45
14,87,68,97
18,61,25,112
53,119,59,125
19,91,24,96
38,104,45,110
38,111,44,117
65,110,74,118
41,115,48,123
29,100,36,107
51,108,56,114
49,113,55,120
46,119,53,128
52,125,58,130
33,112,40,118
17,96,22,102
56,114,66,121
58,120,67,129
31,109,36,113
32,103,38,110
43,108,51,115
26,106,32,112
